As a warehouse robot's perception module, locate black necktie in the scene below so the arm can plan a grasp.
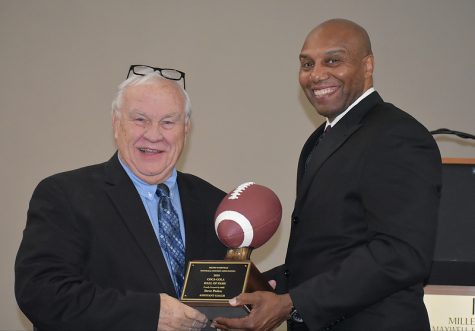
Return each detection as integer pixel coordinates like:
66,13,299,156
305,125,331,171
319,124,332,142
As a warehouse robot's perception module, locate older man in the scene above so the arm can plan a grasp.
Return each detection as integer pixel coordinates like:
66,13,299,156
15,67,226,330
214,19,441,331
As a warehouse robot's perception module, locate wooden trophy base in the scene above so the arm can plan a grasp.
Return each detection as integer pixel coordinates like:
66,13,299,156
181,248,272,327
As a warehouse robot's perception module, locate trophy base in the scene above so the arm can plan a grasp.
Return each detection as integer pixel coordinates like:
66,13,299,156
181,249,273,327
193,304,250,330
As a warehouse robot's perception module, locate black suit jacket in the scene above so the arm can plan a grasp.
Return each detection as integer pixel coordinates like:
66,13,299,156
273,92,441,331
15,153,227,331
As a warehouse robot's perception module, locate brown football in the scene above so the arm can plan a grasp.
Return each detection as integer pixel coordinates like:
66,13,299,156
214,182,282,249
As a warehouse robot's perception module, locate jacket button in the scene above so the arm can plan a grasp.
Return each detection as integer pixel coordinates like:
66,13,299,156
292,216,299,224
284,269,290,278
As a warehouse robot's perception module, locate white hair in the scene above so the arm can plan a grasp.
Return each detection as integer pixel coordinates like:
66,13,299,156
111,72,191,121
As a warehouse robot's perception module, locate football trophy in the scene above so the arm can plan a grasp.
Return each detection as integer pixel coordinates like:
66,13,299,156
181,182,282,321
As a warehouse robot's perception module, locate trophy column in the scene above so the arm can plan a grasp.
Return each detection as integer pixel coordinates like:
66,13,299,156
180,182,282,325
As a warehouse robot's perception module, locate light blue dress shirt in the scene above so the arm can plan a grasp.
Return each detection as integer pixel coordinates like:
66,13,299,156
118,157,186,278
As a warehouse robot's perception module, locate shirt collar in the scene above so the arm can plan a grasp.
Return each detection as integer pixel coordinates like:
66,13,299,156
326,87,375,128
118,156,178,201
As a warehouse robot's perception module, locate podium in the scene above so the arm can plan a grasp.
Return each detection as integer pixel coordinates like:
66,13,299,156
426,158,475,286
424,158,475,329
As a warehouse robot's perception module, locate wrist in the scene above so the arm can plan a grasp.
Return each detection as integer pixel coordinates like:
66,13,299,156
279,294,296,320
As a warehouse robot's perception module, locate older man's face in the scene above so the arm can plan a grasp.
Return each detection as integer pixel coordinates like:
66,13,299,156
113,80,189,184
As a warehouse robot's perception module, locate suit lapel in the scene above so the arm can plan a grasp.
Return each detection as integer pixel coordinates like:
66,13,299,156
296,126,323,193
104,154,176,295
177,173,207,261
296,92,384,208
298,123,362,201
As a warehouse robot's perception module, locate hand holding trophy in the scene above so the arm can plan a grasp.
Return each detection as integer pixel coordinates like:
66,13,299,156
181,182,282,324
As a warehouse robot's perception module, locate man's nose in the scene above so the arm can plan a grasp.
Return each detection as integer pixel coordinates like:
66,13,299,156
309,65,328,82
143,122,164,141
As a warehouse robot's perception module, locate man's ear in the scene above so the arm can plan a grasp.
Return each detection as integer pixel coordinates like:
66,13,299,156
363,54,374,78
112,113,119,140
185,118,191,136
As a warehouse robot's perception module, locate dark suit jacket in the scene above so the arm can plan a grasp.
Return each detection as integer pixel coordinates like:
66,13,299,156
15,153,227,331
272,92,441,331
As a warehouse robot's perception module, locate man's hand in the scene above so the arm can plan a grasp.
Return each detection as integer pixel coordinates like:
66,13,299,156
158,293,208,331
211,292,293,331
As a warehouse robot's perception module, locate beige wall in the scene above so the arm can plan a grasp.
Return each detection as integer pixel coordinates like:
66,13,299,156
1,0,474,329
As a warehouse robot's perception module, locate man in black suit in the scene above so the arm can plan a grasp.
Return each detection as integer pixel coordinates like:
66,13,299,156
213,19,441,331
15,67,227,330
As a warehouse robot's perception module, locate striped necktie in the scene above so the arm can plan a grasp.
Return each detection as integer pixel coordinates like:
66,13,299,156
156,184,185,297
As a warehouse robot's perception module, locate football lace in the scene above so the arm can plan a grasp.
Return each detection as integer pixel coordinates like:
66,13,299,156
229,182,255,200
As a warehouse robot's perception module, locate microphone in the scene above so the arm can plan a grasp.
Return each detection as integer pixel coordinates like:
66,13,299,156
430,128,475,140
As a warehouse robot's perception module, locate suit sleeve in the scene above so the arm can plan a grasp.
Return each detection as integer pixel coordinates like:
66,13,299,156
289,117,442,327
263,265,287,294
15,177,161,331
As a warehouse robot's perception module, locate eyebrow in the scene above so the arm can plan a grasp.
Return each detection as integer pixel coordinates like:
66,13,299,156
324,49,347,56
161,112,182,119
128,109,181,118
127,109,148,117
299,48,347,60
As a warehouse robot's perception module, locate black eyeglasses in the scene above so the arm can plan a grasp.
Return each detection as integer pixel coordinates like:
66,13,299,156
127,64,186,89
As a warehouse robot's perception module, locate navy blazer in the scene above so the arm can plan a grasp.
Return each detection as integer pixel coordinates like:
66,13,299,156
275,92,441,331
15,153,227,330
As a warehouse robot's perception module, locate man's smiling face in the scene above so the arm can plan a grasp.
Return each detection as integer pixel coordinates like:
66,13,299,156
113,80,189,184
298,21,374,121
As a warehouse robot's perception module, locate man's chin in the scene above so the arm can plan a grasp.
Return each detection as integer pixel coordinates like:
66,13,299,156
314,105,344,119
135,168,171,185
